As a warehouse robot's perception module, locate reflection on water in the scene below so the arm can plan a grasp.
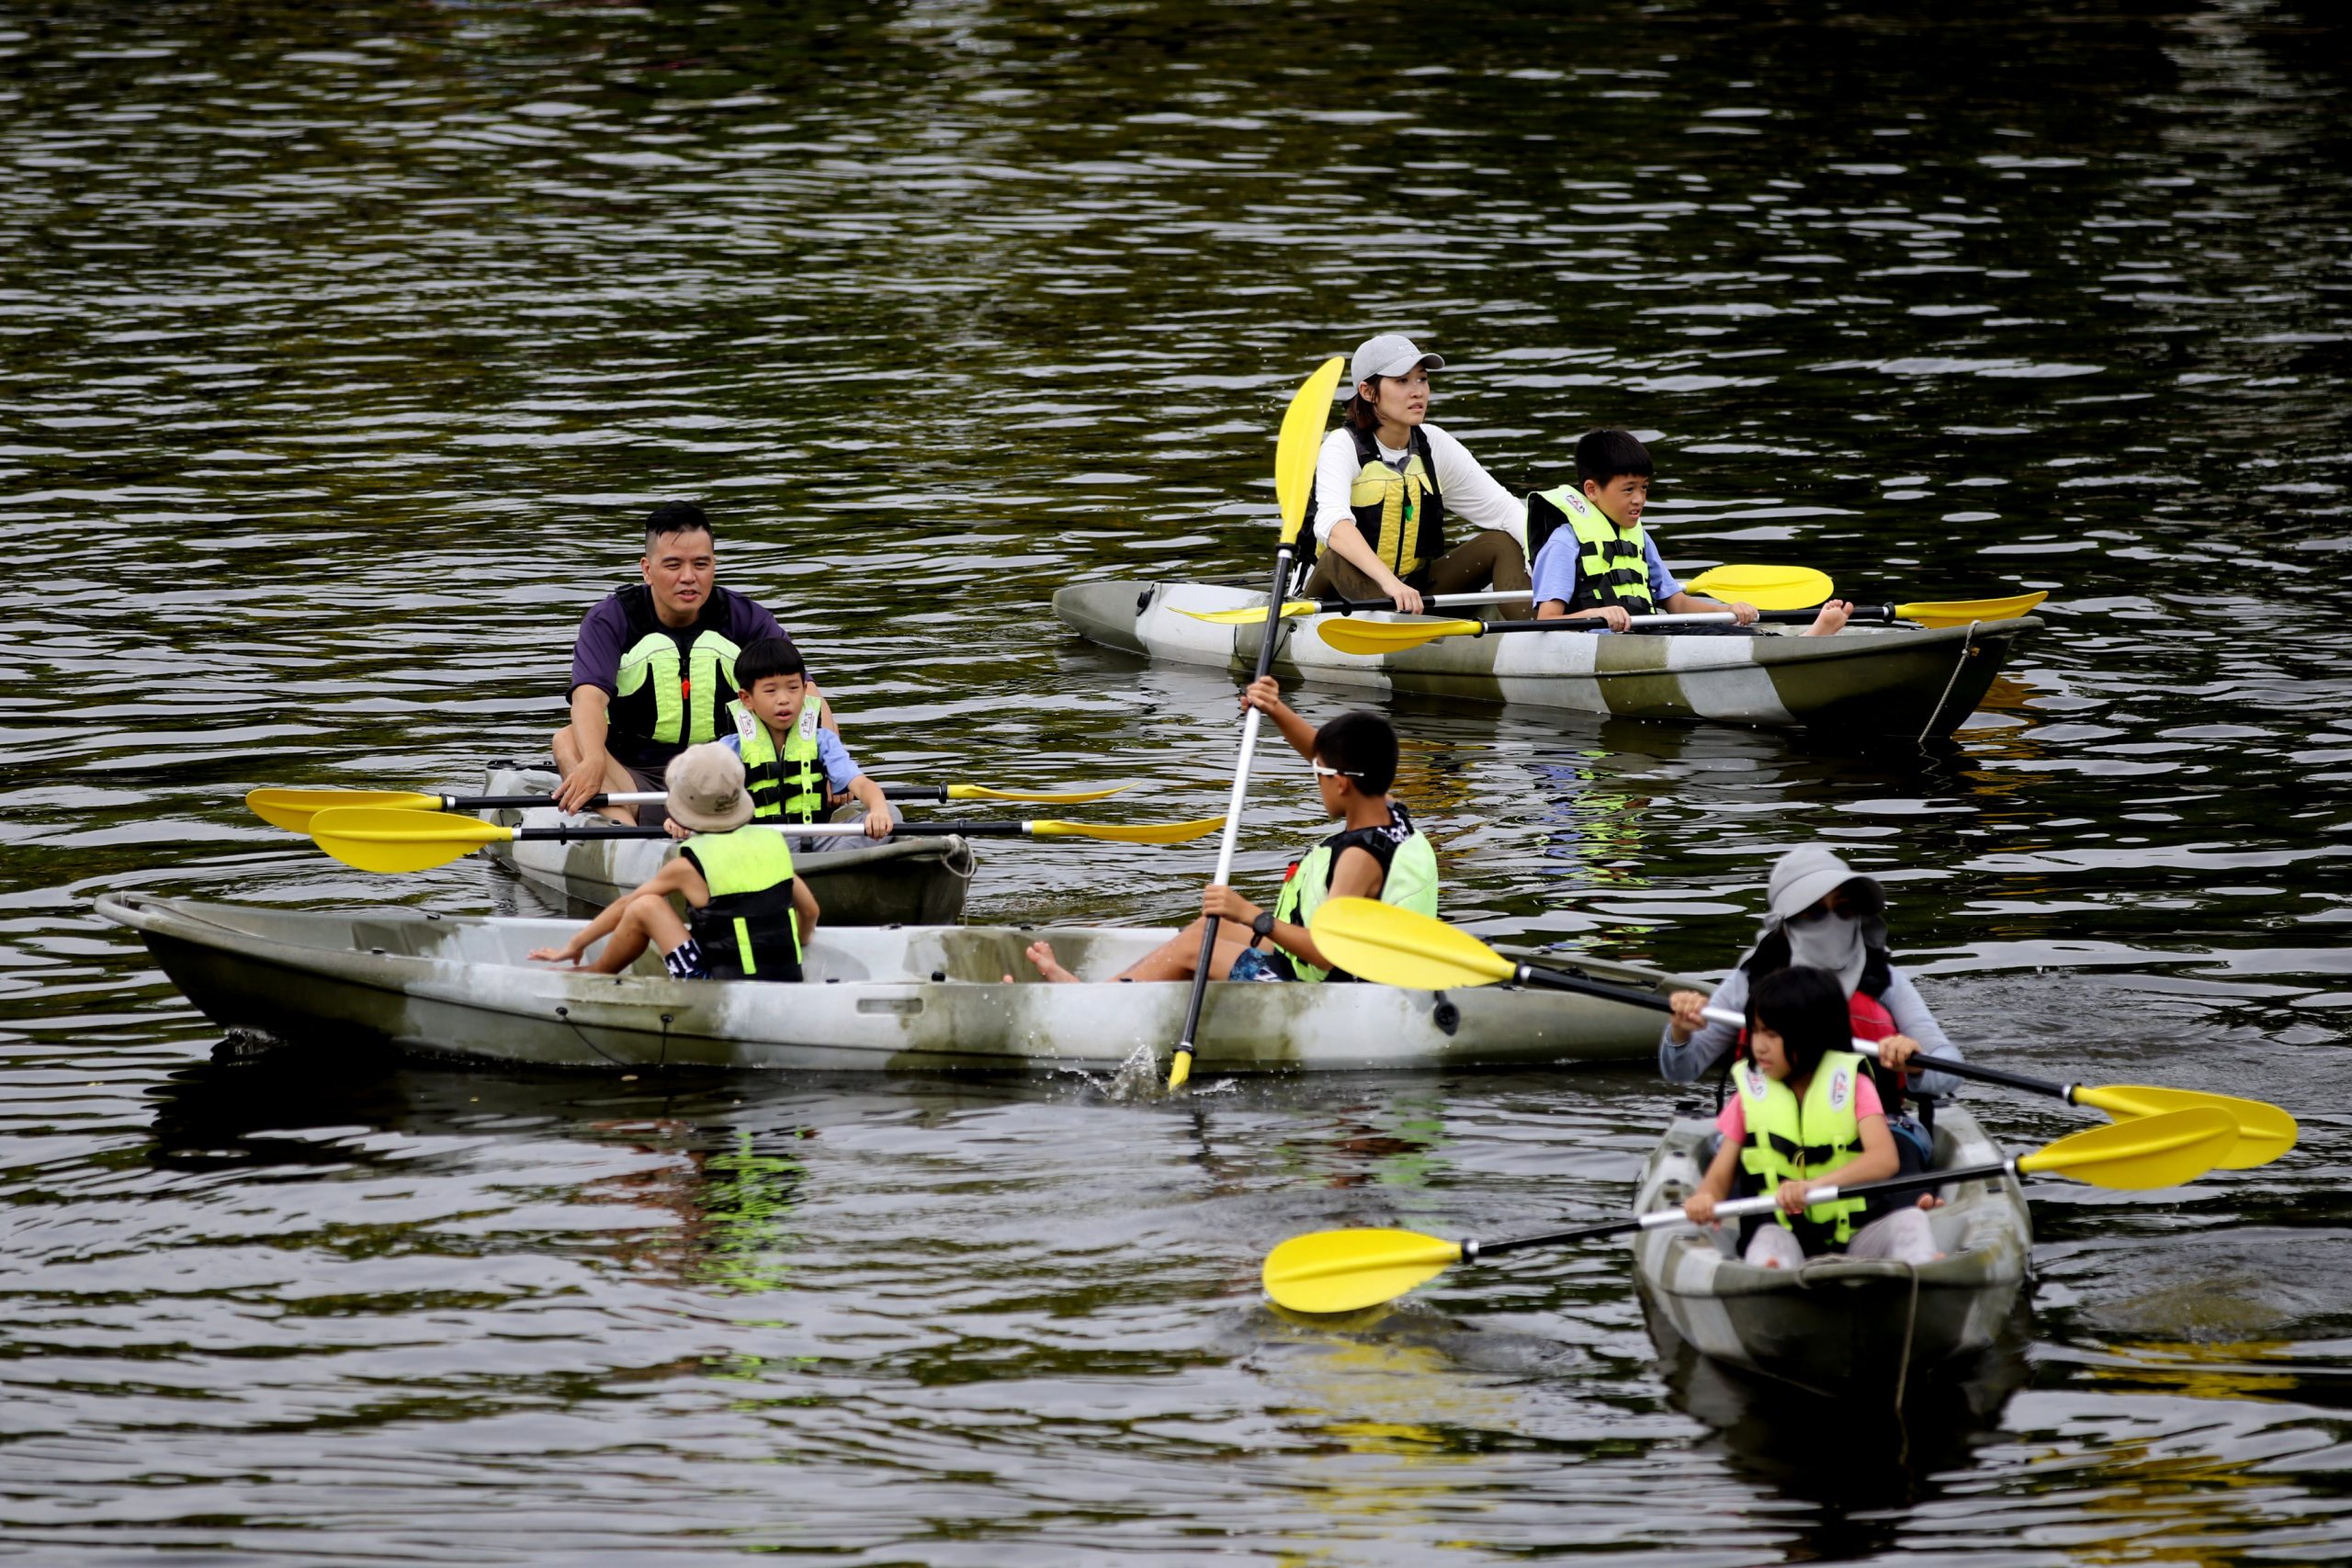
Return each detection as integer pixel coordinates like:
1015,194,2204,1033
4,0,2349,1560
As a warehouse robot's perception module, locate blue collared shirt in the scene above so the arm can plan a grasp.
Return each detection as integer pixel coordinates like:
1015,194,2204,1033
721,725,865,792
1530,527,1684,616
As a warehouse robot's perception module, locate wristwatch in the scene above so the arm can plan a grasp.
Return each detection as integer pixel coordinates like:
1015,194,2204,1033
1250,910,1276,941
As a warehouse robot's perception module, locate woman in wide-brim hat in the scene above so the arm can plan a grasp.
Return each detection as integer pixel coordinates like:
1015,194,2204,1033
1297,333,1532,615
1662,846,1965,1150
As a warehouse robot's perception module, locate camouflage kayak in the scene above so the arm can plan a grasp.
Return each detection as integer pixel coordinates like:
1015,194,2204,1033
97,893,1703,1073
1632,1105,2031,1394
1053,580,2040,739
477,764,974,926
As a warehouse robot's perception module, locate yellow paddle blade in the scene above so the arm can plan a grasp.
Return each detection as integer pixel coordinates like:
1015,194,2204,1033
1176,601,1322,626
1685,564,1834,611
1309,897,1518,990
1263,1227,1464,1314
1894,591,2050,627
2072,1086,2296,1171
944,784,1130,805
2016,1107,2236,1190
1166,1053,1192,1091
1275,358,1347,545
247,788,442,833
1316,616,1484,656
1029,817,1227,845
308,807,513,874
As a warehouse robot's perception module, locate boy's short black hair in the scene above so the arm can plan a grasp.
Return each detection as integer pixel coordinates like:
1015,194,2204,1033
1312,710,1398,795
1747,965,1851,1082
1575,429,1654,487
645,501,713,550
736,637,806,688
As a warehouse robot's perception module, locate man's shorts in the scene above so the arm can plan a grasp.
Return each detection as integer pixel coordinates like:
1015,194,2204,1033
623,763,669,827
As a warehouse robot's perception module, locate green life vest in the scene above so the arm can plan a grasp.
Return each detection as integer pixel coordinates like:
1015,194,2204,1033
1270,801,1440,984
681,827,802,982
1735,1049,1871,1249
1525,484,1655,616
609,587,745,751
729,698,827,826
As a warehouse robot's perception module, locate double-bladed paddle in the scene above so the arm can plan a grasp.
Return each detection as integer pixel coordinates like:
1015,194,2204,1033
305,807,1224,874
1306,897,2296,1169
1261,1108,2237,1314
1177,589,1530,626
1314,594,2050,656
1167,355,1346,1093
247,781,1130,834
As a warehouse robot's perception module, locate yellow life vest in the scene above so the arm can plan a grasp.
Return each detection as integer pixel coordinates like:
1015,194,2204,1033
1303,425,1449,582
730,698,827,826
1270,802,1440,983
681,827,802,982
1526,485,1655,616
1734,1050,1871,1248
607,585,746,751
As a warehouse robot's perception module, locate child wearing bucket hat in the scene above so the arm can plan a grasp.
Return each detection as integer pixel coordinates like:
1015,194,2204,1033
528,742,820,981
1296,333,1532,616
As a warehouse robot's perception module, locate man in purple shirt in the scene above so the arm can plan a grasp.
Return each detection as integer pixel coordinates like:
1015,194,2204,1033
555,502,817,825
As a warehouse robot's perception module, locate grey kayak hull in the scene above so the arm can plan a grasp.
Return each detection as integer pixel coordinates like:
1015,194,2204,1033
1632,1106,2031,1393
478,765,974,926
1053,579,2038,739
97,893,1708,1074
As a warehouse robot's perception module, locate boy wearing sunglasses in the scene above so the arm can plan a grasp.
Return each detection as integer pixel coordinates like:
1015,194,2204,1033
1017,675,1436,984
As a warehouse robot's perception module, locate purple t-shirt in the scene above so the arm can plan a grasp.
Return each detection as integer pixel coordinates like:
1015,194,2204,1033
569,584,791,768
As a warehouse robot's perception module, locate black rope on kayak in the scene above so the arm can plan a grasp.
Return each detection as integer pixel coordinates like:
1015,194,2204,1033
552,1004,631,1069
1893,1258,1921,1413
1917,622,1982,745
658,1012,673,1074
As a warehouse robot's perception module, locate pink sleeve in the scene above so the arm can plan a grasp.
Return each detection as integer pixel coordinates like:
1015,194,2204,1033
1715,1097,1746,1143
1854,1071,1884,1121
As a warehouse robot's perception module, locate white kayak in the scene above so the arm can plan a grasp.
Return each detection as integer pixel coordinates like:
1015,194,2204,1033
98,893,1708,1074
1632,1103,2032,1394
1054,579,2039,739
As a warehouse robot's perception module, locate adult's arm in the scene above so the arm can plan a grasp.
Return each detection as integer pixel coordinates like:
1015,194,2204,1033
1882,970,1963,1100
558,598,629,813
1421,424,1527,547
1660,967,1746,1083
1310,426,1361,547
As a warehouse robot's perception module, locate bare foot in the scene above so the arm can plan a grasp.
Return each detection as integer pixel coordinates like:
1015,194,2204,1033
1023,940,1080,984
1803,598,1852,637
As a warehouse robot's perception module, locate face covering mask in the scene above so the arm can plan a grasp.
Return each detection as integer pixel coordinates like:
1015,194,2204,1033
1785,911,1867,993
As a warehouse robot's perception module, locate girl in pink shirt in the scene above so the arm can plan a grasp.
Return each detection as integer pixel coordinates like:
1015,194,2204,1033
1681,966,1941,1269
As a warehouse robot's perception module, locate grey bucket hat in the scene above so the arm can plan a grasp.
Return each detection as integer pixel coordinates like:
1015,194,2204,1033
664,742,754,834
1766,844,1880,924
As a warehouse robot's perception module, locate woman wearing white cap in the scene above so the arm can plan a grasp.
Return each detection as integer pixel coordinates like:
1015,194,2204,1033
1661,846,1964,1168
1299,334,1532,615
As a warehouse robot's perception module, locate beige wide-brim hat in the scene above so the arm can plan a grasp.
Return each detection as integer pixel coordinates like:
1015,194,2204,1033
664,742,753,833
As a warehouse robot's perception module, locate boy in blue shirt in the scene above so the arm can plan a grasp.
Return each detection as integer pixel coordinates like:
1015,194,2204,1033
1527,430,1851,636
677,637,894,843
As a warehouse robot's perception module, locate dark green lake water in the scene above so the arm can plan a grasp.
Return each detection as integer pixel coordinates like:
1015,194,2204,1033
4,1,2349,1561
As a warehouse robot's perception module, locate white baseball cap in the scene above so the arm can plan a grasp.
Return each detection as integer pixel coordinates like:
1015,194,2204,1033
1349,333,1444,389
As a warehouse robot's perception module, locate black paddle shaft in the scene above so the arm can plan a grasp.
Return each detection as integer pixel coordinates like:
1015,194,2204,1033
1512,956,2032,1097
446,786,970,809
510,822,1009,843
1472,1158,2014,1259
